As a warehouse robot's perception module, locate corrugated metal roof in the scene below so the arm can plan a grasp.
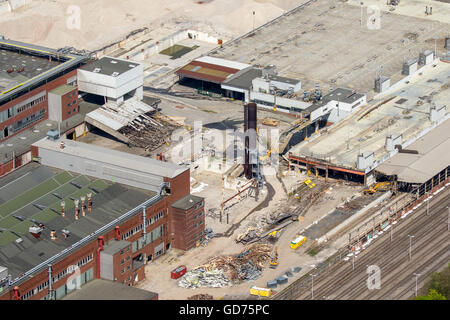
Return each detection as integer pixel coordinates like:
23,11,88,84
195,56,250,70
377,118,450,183
33,138,188,179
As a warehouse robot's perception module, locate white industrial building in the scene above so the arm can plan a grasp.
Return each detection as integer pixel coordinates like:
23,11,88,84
77,56,144,104
305,88,367,122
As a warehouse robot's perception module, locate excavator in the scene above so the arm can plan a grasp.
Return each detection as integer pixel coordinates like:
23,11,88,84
269,246,279,269
363,182,391,195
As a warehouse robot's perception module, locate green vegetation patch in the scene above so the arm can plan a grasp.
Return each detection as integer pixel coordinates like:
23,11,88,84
10,220,34,235
32,208,60,224
0,215,21,229
53,171,73,185
89,179,110,191
0,231,18,246
159,44,196,59
0,178,59,217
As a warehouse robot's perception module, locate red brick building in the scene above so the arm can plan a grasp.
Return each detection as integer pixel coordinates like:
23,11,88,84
0,39,88,177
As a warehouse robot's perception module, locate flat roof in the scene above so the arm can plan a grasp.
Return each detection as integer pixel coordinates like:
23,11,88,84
0,101,96,165
62,279,157,300
0,39,88,105
268,74,300,85
171,194,204,211
102,240,130,255
0,164,157,279
222,67,262,90
176,57,251,84
49,84,76,96
291,61,450,172
33,138,188,179
376,118,450,183
80,56,140,77
305,87,365,113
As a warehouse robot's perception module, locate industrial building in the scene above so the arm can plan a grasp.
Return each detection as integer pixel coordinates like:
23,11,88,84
77,56,144,104
175,56,251,97
288,60,450,185
0,38,90,177
0,135,204,300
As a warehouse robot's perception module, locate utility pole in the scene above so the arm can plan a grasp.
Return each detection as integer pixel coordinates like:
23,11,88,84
352,254,356,270
311,273,317,299
413,273,421,297
408,235,415,261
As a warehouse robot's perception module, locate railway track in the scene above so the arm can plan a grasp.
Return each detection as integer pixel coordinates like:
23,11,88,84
291,187,450,300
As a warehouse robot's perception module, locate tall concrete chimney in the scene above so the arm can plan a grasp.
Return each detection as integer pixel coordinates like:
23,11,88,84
244,103,257,179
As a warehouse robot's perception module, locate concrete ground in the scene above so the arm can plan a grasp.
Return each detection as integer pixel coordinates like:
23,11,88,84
135,168,364,299
0,0,301,51
210,0,450,96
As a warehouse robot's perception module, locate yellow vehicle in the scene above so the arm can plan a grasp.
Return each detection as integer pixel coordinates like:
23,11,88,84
290,235,307,250
364,182,391,195
250,286,272,297
304,179,312,185
269,246,279,268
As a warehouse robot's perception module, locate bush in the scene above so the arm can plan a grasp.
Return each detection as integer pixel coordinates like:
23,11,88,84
415,289,447,300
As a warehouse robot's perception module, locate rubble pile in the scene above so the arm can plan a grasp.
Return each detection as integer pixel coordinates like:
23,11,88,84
199,243,272,282
188,294,214,300
178,269,230,289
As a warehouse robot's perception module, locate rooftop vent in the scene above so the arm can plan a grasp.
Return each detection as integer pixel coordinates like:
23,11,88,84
129,64,136,68
111,72,119,77
46,130,60,141
61,229,70,238
93,68,101,73
110,60,118,64
29,226,43,239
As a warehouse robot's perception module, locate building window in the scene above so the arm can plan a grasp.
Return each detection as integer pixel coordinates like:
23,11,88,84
120,250,124,255
126,256,130,261
121,259,124,264
127,265,130,271
121,269,125,274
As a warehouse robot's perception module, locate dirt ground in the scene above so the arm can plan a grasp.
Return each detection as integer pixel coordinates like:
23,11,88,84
0,0,303,50
136,168,364,299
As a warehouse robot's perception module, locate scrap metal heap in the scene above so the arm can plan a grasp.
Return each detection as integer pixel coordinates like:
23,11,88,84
178,243,272,289
118,111,180,149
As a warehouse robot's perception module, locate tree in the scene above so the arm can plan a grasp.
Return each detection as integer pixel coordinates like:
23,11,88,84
415,289,447,300
429,264,450,299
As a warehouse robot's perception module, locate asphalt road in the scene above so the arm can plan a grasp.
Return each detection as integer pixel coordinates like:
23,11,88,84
291,187,450,300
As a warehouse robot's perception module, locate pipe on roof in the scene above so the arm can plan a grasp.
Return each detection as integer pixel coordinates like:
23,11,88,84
96,236,104,279
13,286,20,300
114,226,120,241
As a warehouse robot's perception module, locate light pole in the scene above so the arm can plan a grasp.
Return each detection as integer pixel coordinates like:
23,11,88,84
433,36,438,58
252,11,255,32
426,192,430,216
408,235,415,261
413,273,421,297
311,273,317,299
352,254,356,270
390,219,393,242
360,2,364,27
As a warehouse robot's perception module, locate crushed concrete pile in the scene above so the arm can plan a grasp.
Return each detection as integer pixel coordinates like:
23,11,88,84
199,243,272,283
178,269,230,289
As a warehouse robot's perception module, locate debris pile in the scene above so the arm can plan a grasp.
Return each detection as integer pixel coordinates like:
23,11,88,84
178,269,229,289
237,262,261,281
199,243,271,283
188,294,214,300
236,226,259,244
201,228,216,246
